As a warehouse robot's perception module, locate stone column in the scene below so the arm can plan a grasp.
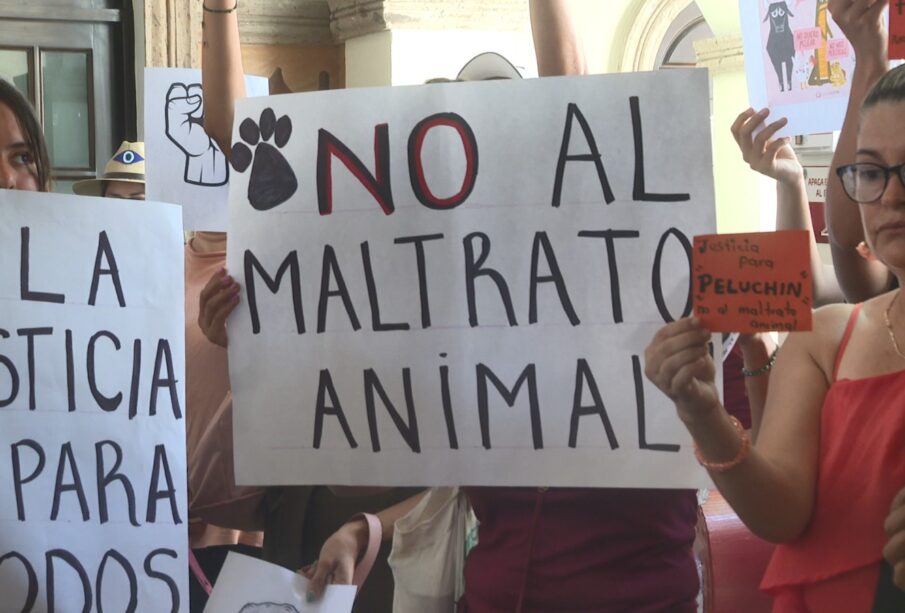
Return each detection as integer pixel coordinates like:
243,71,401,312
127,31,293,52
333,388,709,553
144,0,333,68
144,0,203,68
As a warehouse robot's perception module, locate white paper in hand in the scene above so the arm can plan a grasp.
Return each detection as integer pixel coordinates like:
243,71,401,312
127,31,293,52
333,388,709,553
204,553,356,613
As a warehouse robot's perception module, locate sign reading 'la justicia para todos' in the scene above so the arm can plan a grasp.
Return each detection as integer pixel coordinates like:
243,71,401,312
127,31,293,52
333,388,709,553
0,191,187,610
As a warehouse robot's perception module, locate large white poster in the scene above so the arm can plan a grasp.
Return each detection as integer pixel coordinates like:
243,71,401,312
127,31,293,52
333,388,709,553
145,67,269,231
227,71,716,488
0,191,188,611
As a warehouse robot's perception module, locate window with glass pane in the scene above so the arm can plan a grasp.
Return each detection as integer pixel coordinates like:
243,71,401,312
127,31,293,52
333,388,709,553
42,50,91,170
662,20,714,68
0,48,32,100
654,3,715,70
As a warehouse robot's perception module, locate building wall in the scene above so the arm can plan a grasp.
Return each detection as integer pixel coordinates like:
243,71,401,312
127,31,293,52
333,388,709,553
139,0,344,139
241,44,345,93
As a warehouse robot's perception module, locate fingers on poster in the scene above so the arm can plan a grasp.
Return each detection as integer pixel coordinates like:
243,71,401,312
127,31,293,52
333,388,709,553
760,0,851,104
164,82,230,187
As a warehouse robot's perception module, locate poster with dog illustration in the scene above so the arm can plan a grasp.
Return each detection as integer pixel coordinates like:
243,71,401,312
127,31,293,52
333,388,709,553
145,68,269,231
225,70,718,489
740,0,856,136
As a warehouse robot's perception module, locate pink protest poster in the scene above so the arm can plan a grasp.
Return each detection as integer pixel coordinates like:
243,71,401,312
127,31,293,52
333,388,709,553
740,0,855,136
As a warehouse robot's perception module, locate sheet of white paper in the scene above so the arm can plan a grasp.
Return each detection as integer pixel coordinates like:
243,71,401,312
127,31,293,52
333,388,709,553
227,70,717,489
740,0,856,136
0,190,187,611
145,67,269,230
204,553,356,613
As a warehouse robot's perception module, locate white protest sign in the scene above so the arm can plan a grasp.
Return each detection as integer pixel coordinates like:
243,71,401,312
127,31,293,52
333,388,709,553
204,553,356,613
740,0,856,136
0,191,187,611
145,67,269,230
227,70,716,488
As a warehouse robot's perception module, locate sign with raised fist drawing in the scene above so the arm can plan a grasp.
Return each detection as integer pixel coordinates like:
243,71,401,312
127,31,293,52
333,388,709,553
165,81,230,188
145,68,269,231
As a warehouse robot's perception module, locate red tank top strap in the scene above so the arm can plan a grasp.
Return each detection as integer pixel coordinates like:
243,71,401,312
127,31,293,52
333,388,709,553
832,303,862,381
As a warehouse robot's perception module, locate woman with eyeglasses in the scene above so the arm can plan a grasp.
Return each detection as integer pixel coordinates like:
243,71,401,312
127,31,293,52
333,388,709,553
824,0,892,303
645,63,905,611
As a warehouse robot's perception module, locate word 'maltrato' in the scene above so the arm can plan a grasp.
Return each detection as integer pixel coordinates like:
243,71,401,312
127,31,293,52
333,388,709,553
244,227,692,335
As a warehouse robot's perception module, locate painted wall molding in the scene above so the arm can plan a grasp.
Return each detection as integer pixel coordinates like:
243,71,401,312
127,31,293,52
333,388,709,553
239,0,332,46
693,36,744,75
145,0,202,67
328,0,527,42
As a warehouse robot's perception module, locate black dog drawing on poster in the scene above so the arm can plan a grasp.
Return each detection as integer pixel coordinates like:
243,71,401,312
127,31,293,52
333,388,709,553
164,82,230,186
764,2,796,92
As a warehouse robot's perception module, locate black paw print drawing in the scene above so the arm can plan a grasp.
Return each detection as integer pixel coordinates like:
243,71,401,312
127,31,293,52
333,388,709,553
231,108,298,211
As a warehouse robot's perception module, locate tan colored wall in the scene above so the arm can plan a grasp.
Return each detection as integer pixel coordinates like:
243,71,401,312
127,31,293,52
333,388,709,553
241,44,345,92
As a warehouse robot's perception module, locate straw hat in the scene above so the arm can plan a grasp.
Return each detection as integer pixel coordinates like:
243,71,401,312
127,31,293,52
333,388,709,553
73,141,145,196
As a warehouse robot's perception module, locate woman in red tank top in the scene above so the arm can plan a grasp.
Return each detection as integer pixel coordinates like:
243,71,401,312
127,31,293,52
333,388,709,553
646,64,905,612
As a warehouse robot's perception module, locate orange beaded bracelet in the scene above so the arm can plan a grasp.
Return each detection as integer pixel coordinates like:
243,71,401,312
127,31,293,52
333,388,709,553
693,416,751,472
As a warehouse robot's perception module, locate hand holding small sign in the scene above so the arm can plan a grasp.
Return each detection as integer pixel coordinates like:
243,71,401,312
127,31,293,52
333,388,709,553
643,318,720,424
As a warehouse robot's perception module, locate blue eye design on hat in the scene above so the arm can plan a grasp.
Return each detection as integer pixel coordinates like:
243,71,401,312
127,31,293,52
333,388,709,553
114,149,144,165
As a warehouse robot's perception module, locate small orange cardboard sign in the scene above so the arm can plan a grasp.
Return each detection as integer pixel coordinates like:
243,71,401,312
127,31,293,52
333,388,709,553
892,1,905,61
693,230,812,333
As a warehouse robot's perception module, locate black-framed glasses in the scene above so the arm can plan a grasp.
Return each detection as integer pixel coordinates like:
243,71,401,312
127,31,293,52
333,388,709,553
836,162,905,204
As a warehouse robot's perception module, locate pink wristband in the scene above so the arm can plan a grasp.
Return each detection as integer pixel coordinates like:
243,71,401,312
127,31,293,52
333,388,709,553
351,513,382,590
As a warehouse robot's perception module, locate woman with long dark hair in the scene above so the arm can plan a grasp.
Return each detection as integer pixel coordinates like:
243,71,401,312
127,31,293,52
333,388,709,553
0,79,51,192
